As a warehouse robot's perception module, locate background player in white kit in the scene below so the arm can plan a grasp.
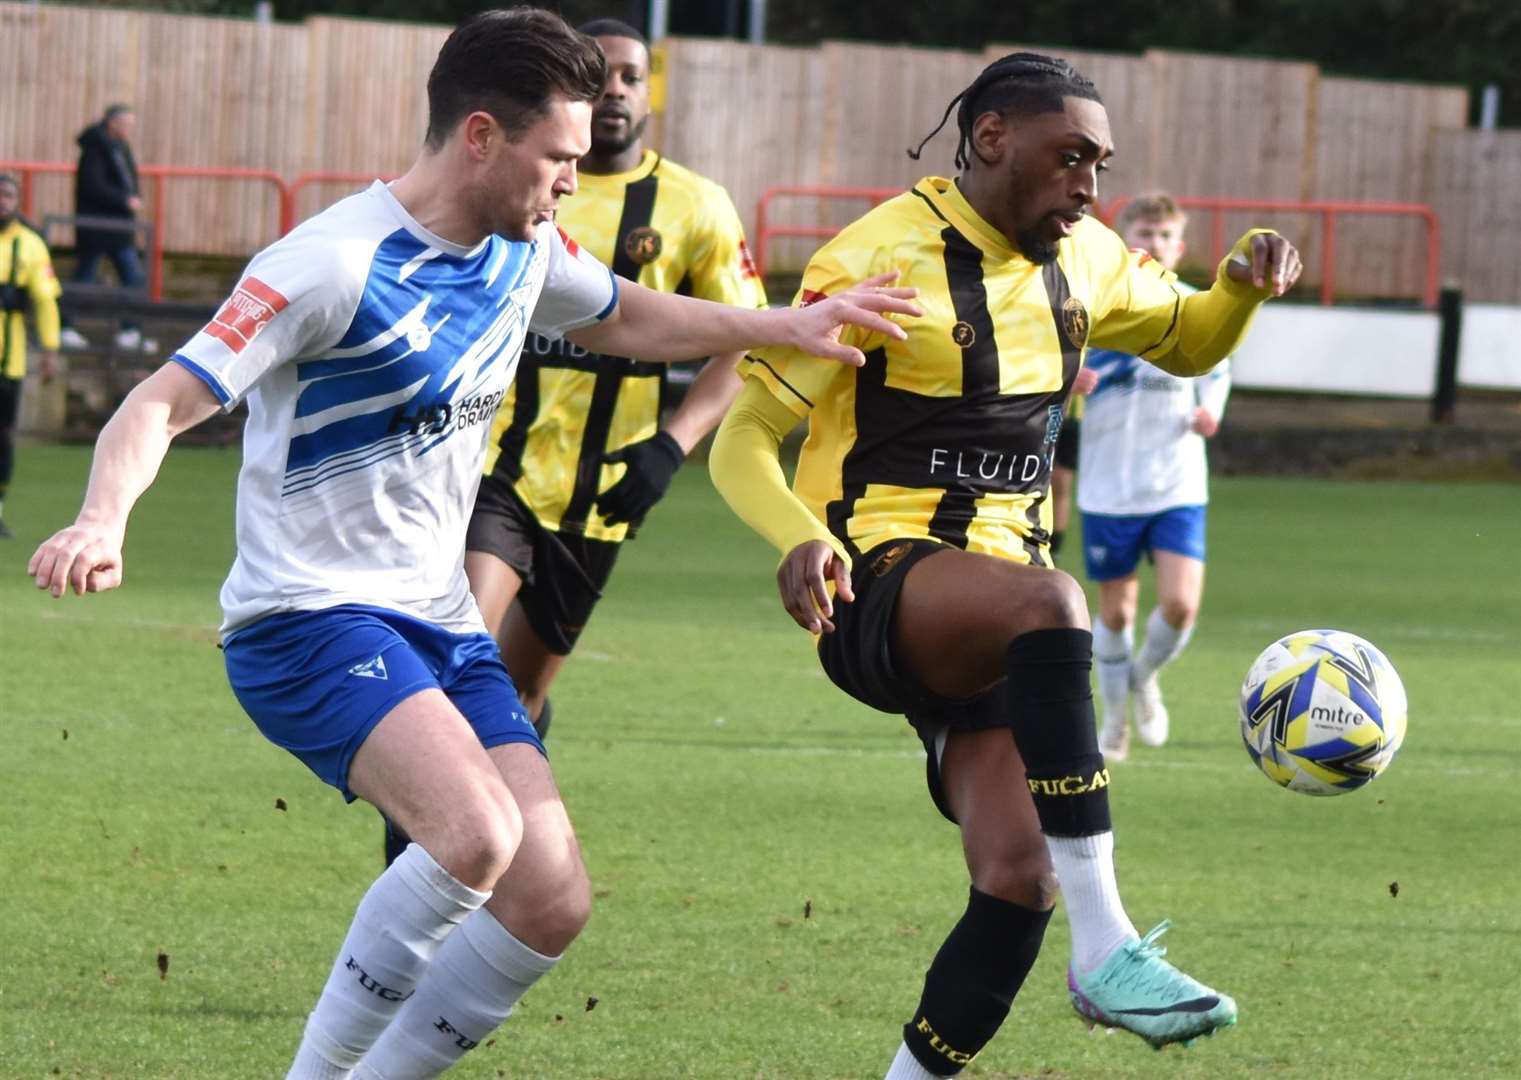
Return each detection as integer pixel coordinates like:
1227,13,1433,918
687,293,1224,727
1076,194,1231,760
25,10,918,1078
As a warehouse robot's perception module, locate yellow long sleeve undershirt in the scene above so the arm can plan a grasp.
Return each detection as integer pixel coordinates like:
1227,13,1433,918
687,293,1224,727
709,386,848,563
1151,229,1277,376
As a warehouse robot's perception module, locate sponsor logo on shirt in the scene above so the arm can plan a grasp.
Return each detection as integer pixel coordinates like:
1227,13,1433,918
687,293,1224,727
388,388,506,437
204,276,289,354
951,320,977,348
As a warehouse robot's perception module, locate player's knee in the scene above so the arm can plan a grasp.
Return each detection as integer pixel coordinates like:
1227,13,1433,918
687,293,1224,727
431,789,524,891
1012,568,1088,634
1158,596,1197,629
542,860,593,946
515,840,593,952
968,837,1058,911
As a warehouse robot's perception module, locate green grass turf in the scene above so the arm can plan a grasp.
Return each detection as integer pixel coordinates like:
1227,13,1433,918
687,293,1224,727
2,444,1518,1079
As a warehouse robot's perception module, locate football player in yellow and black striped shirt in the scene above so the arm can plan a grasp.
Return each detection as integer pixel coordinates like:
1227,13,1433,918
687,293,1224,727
0,172,62,538
712,53,1302,1075
468,18,765,715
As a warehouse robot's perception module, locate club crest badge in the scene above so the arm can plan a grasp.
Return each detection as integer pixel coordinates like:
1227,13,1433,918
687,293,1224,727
1061,297,1090,350
624,226,663,265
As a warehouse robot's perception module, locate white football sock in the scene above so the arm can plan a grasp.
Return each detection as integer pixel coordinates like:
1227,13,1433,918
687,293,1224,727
884,1041,941,1080
354,908,559,1079
1047,831,1138,976
1132,607,1193,684
1092,619,1133,727
286,845,490,1079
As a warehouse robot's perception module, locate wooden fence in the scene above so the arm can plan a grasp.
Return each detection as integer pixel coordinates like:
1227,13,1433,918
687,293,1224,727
3,2,1516,302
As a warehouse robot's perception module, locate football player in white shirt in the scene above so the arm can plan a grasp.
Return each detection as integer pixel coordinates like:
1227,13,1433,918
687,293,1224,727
26,10,919,1079
1076,194,1231,760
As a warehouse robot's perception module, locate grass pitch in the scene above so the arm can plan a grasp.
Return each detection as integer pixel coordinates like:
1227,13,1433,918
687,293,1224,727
2,444,1518,1079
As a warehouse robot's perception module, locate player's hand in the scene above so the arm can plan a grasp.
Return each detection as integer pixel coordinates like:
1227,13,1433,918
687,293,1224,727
595,430,685,526
777,540,854,634
786,271,921,367
38,350,59,384
126,195,143,214
27,520,125,597
1226,232,1302,297
1191,407,1219,437
1073,366,1099,395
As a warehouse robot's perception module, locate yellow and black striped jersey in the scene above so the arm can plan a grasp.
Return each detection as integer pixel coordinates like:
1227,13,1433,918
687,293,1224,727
740,175,1190,567
485,150,768,542
1,218,62,379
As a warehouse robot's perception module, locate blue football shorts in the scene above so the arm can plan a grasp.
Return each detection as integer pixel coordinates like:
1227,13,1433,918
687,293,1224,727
223,603,541,800
1080,504,1207,582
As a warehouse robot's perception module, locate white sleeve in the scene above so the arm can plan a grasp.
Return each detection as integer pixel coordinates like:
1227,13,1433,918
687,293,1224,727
170,236,351,411
527,224,618,341
1196,357,1232,421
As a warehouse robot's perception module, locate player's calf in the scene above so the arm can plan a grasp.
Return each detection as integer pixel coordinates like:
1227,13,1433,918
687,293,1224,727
895,888,1053,1077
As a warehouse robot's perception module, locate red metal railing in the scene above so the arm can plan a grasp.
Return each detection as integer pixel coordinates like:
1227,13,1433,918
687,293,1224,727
753,185,901,279
1101,196,1442,308
1,162,395,302
2,161,294,301
754,185,1442,308
289,171,399,221
4,164,1444,310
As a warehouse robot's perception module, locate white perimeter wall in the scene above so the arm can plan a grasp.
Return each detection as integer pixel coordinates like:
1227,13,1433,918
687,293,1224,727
1227,303,1521,397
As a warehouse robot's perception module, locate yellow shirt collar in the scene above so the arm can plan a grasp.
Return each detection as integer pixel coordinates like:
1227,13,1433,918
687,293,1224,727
575,149,660,193
916,176,1019,260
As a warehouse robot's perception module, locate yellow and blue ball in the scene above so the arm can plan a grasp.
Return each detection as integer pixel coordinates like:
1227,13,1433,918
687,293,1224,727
1238,629,1407,796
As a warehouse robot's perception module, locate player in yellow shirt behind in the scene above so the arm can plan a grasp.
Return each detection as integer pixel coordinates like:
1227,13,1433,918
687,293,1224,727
0,172,62,538
711,52,1301,1077
384,19,769,863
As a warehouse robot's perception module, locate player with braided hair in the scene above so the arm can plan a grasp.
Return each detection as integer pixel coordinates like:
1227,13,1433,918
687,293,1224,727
713,51,1301,1076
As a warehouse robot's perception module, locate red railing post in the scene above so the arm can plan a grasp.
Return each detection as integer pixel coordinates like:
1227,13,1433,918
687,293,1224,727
754,188,772,278
20,167,36,220
1210,207,1226,270
1319,209,1337,306
148,174,168,301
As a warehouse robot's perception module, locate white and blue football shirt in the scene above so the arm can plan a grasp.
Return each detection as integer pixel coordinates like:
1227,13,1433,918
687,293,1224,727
173,181,617,634
1076,282,1232,517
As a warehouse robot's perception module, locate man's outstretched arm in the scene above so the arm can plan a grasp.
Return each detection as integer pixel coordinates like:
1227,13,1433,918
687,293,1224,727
1150,230,1302,377
568,272,918,367
28,362,222,597
709,379,854,634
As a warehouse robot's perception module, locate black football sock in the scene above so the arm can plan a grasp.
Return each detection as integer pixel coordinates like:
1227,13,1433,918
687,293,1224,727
901,887,1052,1076
1004,628,1110,837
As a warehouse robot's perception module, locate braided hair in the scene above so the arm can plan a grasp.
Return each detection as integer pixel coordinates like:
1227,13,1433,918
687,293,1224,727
909,52,1102,169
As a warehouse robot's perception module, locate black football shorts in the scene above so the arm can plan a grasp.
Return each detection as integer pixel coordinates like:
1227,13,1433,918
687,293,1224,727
817,537,1012,821
465,474,621,655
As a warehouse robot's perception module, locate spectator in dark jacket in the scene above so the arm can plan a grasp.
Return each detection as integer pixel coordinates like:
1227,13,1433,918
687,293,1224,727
60,104,152,352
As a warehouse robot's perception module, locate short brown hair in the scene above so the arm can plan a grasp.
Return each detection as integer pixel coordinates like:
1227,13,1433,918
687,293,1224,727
1116,193,1187,232
425,7,606,149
